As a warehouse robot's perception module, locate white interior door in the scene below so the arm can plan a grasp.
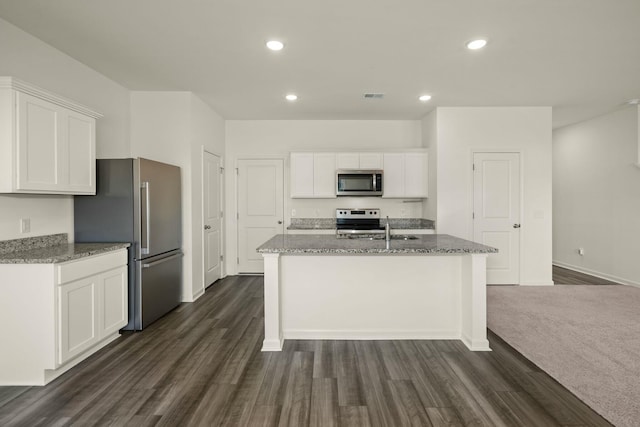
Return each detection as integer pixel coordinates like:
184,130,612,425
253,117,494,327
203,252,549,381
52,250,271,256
237,159,284,273
203,151,223,287
473,152,521,285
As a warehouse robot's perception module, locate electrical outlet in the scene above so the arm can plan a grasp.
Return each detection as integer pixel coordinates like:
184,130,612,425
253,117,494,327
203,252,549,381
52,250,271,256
291,209,297,217
578,248,584,256
20,218,30,233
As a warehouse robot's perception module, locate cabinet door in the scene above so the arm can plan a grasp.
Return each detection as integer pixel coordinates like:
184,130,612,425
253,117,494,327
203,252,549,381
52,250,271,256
290,153,314,198
65,111,95,193
100,266,128,337
359,153,383,169
404,152,428,197
58,276,99,365
16,92,61,191
15,91,96,194
336,153,359,169
313,153,336,198
382,153,404,198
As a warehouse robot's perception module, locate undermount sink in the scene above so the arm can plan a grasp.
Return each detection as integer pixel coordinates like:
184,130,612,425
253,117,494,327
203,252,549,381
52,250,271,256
391,235,419,240
346,234,419,240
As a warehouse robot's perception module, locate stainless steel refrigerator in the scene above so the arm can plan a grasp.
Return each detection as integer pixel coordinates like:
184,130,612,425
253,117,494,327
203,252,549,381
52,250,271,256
74,158,183,330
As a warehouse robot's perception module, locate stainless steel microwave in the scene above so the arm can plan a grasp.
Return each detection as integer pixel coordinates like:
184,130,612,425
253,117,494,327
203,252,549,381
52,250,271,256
336,169,383,196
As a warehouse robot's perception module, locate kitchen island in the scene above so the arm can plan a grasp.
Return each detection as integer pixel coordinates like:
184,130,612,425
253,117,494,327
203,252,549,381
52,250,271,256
257,234,497,352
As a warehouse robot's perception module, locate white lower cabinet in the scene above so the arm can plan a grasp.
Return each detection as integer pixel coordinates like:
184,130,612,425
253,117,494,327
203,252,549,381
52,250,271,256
58,276,100,365
58,263,127,365
0,249,128,385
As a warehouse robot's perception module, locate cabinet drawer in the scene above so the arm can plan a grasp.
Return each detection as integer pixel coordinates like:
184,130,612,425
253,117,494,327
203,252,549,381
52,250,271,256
56,250,127,285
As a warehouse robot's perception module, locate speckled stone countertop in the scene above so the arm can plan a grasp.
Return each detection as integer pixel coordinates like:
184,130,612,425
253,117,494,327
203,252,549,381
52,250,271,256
257,234,496,255
0,233,68,255
287,218,336,230
0,234,130,264
287,218,435,230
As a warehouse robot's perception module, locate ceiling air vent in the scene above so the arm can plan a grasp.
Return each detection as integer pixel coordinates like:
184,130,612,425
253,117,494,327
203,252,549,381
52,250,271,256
363,93,384,99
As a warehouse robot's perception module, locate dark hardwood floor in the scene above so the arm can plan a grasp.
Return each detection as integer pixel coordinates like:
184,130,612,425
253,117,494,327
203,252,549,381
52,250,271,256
553,265,621,286
0,274,612,426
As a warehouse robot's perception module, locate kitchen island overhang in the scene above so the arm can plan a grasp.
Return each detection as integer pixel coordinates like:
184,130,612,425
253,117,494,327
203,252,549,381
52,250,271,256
257,234,497,352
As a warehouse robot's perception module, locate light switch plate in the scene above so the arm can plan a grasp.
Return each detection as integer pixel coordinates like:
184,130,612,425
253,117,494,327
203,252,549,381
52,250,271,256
20,218,30,233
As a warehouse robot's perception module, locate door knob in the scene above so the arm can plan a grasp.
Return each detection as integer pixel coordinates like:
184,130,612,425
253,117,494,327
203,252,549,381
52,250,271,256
204,225,211,230
278,220,283,224
513,224,521,228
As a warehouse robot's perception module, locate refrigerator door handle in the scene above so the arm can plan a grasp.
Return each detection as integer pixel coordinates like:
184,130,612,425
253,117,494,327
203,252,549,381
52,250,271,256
142,252,182,268
141,181,150,255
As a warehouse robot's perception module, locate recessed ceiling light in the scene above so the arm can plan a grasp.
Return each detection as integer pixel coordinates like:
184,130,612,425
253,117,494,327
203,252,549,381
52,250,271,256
285,94,298,101
266,40,284,51
466,39,487,50
419,95,432,102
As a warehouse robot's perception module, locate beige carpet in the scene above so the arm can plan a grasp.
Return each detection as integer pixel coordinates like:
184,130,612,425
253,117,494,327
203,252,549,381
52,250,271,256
487,284,640,427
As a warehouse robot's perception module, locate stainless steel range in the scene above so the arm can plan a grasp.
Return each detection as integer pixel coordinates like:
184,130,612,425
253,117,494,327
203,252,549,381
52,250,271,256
336,208,385,238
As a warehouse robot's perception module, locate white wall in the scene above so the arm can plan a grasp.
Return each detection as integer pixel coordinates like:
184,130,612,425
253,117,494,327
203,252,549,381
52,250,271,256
189,95,225,298
433,107,553,286
224,120,424,275
553,106,640,286
0,17,130,241
130,91,225,301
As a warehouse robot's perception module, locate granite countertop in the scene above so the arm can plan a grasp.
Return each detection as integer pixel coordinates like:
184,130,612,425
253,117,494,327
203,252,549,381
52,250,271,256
0,233,130,264
287,218,436,230
257,234,497,255
287,218,336,230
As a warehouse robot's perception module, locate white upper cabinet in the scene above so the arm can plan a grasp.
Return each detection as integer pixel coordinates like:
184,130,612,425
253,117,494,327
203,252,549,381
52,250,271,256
290,152,315,197
382,152,428,198
336,152,382,169
290,152,337,198
313,153,337,197
359,153,383,169
291,150,427,199
382,153,405,197
0,77,101,194
336,152,359,169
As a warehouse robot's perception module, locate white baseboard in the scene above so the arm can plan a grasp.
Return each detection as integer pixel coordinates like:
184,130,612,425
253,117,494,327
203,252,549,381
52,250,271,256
190,288,205,302
262,337,284,352
519,281,555,286
553,261,640,288
283,329,460,341
42,333,121,386
461,333,492,352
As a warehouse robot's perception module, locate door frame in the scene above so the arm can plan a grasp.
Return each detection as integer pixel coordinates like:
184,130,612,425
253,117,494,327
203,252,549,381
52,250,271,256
470,148,524,285
234,156,286,274
202,148,225,290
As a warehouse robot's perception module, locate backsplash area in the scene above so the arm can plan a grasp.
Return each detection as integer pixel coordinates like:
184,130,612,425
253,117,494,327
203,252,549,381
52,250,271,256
288,218,435,230
0,194,73,241
289,197,423,220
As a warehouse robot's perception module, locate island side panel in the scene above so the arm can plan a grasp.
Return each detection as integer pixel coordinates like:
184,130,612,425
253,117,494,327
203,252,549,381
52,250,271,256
279,254,463,340
460,254,491,351
261,253,283,351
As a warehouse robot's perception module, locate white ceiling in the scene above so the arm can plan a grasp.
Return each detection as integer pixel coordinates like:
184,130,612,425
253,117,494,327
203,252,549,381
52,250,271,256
0,0,639,128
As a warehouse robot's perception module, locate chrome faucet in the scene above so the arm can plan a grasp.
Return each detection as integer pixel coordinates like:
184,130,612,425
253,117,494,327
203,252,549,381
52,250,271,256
385,216,391,242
